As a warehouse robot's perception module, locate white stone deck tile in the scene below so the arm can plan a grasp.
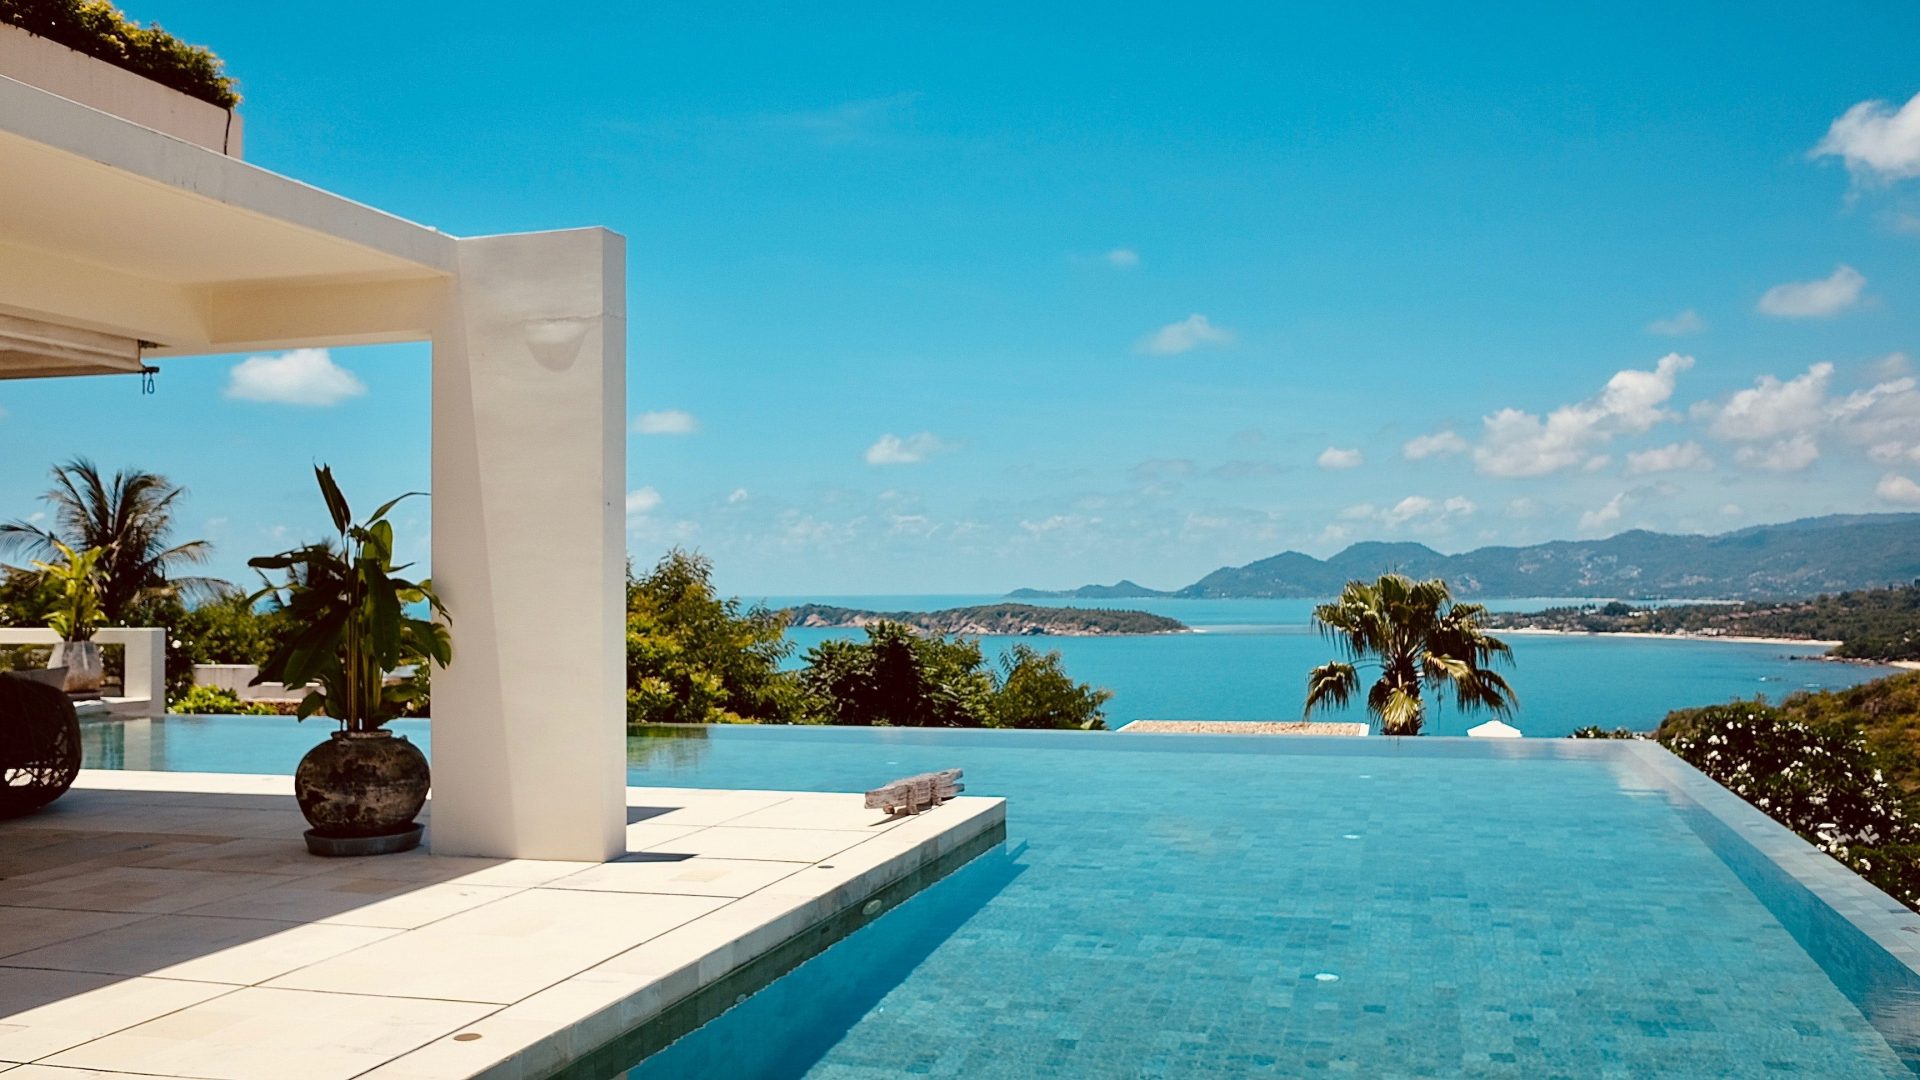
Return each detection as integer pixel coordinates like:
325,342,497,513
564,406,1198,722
41,987,492,1080
0,909,149,960
180,877,522,930
622,822,701,849
619,789,792,827
70,771,293,797
638,825,875,862
3,1060,151,1068
129,837,346,878
547,855,805,897
0,866,292,915
0,970,232,1061
2,914,396,985
264,888,728,1003
0,802,297,838
722,796,904,831
304,850,596,888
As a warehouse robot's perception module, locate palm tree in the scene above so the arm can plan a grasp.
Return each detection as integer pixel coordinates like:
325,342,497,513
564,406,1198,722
0,458,226,623
1303,574,1517,736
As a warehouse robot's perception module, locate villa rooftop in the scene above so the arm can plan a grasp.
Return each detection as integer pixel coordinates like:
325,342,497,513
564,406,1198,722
0,770,1004,1079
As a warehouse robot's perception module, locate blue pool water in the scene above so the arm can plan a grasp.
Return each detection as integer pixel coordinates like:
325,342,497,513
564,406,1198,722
86,720,1920,1077
769,596,1895,736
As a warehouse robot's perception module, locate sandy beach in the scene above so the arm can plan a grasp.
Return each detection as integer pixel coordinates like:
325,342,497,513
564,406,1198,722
1497,627,1841,649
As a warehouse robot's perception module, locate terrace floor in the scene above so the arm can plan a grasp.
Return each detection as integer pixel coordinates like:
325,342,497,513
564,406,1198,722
0,770,1005,1080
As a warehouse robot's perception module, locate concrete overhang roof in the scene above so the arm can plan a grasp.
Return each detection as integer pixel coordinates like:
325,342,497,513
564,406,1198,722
0,73,459,374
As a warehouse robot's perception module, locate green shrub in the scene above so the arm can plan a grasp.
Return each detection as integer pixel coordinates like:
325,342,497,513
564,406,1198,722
1568,725,1641,739
170,683,274,715
625,551,806,725
991,643,1110,730
1658,702,1920,909
1,0,237,107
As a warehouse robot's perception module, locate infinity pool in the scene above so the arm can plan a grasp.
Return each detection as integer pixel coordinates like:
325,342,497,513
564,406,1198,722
83,719,1920,1077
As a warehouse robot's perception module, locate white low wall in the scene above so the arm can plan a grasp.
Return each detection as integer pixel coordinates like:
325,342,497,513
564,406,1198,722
191,663,312,702
0,22,241,155
0,626,165,714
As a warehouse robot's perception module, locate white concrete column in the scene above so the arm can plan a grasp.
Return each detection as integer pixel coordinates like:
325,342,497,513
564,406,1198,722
428,228,627,861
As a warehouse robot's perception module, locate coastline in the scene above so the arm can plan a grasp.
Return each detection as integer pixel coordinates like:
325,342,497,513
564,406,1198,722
1497,627,1841,649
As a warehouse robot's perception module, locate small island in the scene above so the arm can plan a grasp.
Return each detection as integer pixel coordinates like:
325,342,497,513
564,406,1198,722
786,602,1188,636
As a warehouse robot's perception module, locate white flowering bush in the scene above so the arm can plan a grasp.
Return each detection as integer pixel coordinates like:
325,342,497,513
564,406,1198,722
1660,703,1920,910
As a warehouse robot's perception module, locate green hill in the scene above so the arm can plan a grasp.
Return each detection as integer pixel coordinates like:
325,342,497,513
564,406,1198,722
1015,514,1920,601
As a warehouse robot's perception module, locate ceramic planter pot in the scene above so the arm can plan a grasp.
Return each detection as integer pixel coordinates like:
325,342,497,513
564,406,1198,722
294,729,429,854
49,641,103,695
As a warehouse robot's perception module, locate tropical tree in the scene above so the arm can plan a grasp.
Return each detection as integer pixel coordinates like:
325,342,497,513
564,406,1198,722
32,541,103,642
991,643,1111,730
1303,574,1517,736
802,622,997,727
0,458,225,622
625,550,807,724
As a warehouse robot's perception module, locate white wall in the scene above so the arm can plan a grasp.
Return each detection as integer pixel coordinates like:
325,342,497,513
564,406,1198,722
0,626,165,714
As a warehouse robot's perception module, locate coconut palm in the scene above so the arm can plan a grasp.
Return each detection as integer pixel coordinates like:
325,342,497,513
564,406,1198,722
1303,574,1517,736
0,458,226,622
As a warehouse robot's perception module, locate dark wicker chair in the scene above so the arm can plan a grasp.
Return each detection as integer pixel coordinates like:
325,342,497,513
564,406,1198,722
0,672,82,819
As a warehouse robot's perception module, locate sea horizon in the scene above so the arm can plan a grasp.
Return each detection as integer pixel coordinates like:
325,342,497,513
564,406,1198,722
749,593,1892,737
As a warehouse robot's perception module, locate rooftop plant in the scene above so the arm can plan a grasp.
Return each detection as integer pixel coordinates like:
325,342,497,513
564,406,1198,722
1,0,238,107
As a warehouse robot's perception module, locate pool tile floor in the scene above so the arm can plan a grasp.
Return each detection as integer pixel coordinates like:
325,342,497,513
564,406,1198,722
0,770,1004,1079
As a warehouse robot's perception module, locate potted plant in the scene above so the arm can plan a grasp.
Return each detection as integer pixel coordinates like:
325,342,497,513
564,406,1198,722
32,541,104,694
250,466,450,856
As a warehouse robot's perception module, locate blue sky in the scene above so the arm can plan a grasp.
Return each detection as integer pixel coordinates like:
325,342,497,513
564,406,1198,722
3,2,1920,595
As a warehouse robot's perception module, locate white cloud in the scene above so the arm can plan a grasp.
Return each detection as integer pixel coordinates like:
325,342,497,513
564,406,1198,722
1583,455,1613,472
1879,473,1920,506
1472,353,1693,478
1705,363,1834,441
1317,447,1364,470
727,488,749,504
1646,309,1706,336
1019,514,1099,535
1755,265,1867,318
1403,430,1468,460
1625,441,1711,476
1870,352,1915,381
1340,495,1475,529
864,432,953,465
1699,361,1920,467
224,348,366,406
625,486,662,517
1505,497,1540,519
1579,492,1629,533
1106,248,1141,269
1812,91,1920,184
633,409,699,435
1833,375,1920,451
1735,434,1822,472
1721,503,1743,516
1137,314,1235,356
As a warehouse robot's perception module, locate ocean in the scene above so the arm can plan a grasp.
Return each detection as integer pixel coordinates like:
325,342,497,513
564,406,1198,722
758,595,1898,737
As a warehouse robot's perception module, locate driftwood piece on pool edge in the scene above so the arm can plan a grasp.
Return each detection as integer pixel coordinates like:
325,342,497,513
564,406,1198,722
866,768,965,816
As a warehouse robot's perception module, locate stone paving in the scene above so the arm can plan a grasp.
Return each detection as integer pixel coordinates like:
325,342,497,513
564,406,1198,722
0,770,1003,1079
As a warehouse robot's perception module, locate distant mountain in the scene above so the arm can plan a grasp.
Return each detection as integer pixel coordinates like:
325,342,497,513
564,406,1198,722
787,603,1187,636
1011,514,1920,601
1007,579,1172,600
